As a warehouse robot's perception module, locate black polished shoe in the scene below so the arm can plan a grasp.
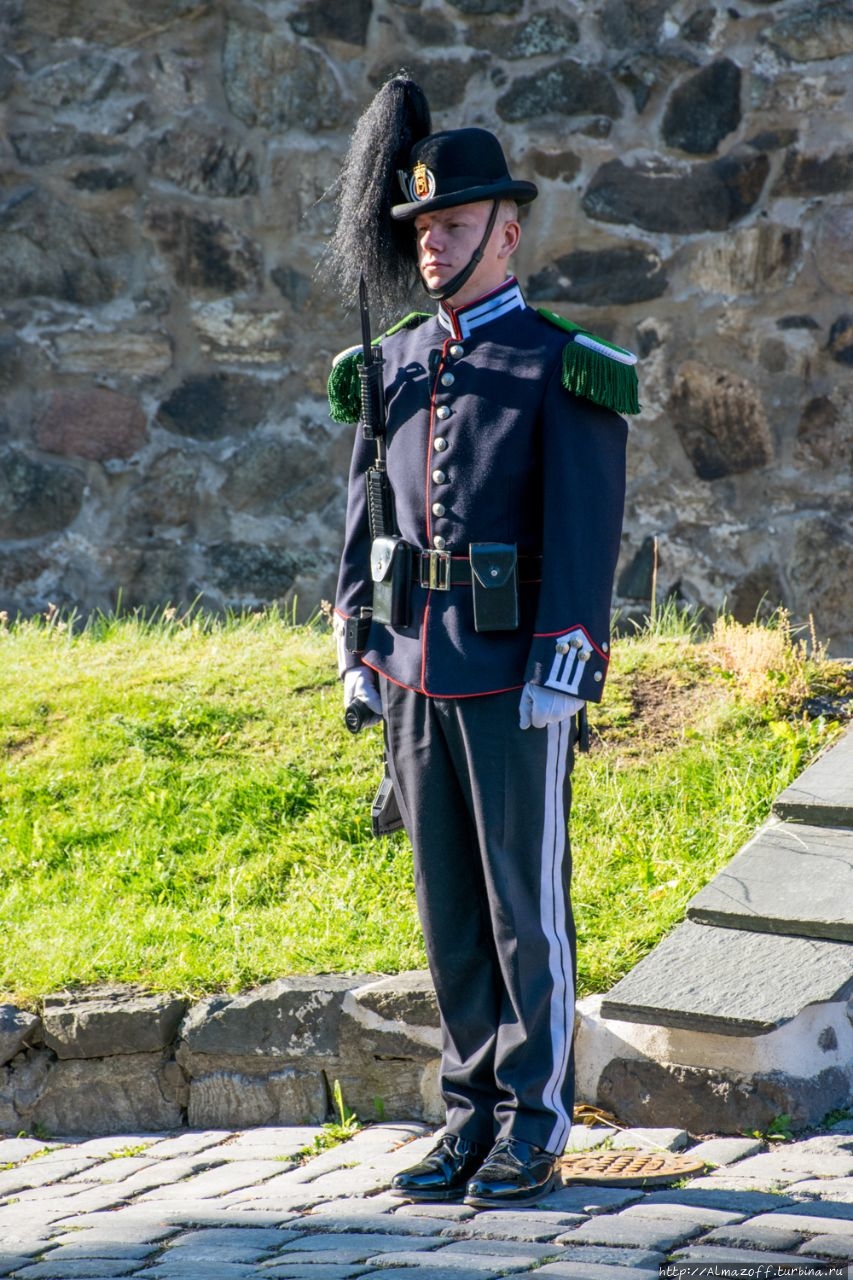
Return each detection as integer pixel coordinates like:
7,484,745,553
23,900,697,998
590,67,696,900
464,1136,558,1207
390,1133,487,1202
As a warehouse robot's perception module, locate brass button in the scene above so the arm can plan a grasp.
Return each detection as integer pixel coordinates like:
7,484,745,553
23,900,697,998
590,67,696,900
602,641,609,653
433,437,448,452
433,534,446,550
432,469,447,484
579,650,590,663
432,502,445,517
571,636,583,649
594,671,603,682
449,343,463,358
441,372,455,387
436,405,451,420
556,641,570,655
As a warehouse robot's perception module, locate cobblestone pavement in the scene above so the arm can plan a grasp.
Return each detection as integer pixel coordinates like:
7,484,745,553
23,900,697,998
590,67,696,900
1,1122,851,1279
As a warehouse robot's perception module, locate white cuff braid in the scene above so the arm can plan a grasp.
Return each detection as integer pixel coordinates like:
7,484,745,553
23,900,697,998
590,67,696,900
343,664,383,724
519,682,584,731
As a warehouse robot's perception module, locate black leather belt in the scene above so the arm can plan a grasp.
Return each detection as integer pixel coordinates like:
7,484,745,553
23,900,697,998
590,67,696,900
411,548,542,591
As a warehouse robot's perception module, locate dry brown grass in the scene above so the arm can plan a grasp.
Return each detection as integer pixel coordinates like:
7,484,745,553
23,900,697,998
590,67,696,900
704,609,831,711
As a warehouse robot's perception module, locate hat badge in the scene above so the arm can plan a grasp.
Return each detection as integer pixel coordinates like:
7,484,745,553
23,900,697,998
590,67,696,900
411,161,436,202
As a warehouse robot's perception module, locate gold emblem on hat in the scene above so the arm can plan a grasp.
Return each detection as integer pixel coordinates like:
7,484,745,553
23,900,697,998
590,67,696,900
412,162,436,201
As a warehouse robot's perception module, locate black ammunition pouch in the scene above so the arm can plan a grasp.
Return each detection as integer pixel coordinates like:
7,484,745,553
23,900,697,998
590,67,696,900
344,607,373,654
371,534,412,628
371,764,404,837
469,542,519,633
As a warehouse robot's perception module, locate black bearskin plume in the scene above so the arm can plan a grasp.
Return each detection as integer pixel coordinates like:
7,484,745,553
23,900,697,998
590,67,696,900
319,76,431,325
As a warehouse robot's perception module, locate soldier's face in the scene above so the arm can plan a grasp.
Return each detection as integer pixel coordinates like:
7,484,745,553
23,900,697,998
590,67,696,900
414,201,518,306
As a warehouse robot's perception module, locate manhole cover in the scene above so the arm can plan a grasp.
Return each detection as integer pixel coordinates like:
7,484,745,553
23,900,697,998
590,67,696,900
559,1149,707,1186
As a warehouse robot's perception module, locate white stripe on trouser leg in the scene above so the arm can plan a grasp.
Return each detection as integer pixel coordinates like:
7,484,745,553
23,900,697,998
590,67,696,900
540,719,574,1155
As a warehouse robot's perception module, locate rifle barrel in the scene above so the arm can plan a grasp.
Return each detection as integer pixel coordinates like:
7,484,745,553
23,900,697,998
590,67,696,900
359,275,372,363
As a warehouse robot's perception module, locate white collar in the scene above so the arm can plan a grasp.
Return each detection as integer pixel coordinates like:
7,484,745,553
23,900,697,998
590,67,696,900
437,278,526,341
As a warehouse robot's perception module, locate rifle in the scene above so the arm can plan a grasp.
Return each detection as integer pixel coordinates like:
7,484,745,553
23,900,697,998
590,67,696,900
344,276,405,837
359,274,394,538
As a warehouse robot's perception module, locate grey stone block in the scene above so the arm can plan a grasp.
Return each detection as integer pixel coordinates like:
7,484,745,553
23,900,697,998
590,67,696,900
685,1137,765,1167
608,1127,688,1152
353,1270,501,1280
307,1194,413,1219
0,1157,106,1196
10,1265,142,1279
281,1232,443,1259
748,1202,853,1235
260,1268,372,1280
206,1126,321,1160
28,1052,186,1135
597,1057,850,1135
41,988,188,1059
259,1268,367,1280
600,920,853,1034
0,1136,58,1163
546,1186,643,1215
535,1265,661,1279
773,723,853,827
179,976,365,1058
158,1225,288,1263
556,1213,706,1251
298,1213,450,1236
395,1202,477,1221
688,819,853,941
700,1223,807,1251
538,1245,665,1269
141,1158,287,1200
28,1242,156,1262
187,1067,327,1128
800,1233,853,1259
394,1239,559,1261
439,1210,586,1240
641,1187,796,1215
564,1125,617,1152
786,1176,853,1201
369,1244,556,1271
0,1006,40,1067
334,997,442,1125
713,1136,853,1183
671,1245,827,1266
351,972,440,1028
616,1200,745,1227
141,1267,262,1280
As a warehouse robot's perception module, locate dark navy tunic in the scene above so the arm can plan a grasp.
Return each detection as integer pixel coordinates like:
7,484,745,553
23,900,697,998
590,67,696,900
335,278,628,702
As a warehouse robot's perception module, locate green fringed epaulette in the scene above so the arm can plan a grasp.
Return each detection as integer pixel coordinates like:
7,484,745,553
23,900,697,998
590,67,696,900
537,308,641,416
327,311,431,424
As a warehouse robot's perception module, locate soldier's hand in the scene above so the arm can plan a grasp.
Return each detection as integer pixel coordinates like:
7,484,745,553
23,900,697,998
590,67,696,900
343,664,383,726
519,682,584,730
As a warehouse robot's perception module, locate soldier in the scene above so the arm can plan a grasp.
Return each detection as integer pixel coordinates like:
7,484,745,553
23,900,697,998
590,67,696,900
325,79,638,1207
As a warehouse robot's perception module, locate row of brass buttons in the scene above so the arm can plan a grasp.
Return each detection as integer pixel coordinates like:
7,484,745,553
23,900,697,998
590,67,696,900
431,343,463,551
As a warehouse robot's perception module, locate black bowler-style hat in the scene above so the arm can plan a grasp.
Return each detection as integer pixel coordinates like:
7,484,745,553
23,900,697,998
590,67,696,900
391,128,538,221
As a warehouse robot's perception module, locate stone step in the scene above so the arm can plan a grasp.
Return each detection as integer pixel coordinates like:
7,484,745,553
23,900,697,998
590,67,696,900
772,722,853,827
599,920,853,1035
687,817,853,942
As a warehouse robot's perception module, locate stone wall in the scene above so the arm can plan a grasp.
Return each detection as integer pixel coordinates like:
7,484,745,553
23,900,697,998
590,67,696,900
0,975,443,1136
1,0,852,645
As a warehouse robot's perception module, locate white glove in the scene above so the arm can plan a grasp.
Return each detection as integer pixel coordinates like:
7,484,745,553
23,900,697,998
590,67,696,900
519,682,584,731
343,664,383,725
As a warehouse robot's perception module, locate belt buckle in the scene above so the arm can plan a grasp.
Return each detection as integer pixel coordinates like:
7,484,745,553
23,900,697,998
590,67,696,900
428,549,451,591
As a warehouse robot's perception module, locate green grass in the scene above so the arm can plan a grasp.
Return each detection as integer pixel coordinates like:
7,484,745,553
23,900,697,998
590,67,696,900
0,606,846,1005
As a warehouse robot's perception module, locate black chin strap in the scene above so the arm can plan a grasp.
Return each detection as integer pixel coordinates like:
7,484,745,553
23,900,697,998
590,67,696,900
420,200,500,302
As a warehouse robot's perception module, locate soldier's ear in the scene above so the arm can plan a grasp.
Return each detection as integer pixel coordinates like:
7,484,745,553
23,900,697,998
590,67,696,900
497,218,521,260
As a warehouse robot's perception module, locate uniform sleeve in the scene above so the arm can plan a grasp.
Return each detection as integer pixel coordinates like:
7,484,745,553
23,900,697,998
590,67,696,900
334,423,375,673
524,365,628,703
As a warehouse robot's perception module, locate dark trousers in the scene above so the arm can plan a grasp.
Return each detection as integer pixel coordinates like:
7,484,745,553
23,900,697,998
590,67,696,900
381,678,576,1156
